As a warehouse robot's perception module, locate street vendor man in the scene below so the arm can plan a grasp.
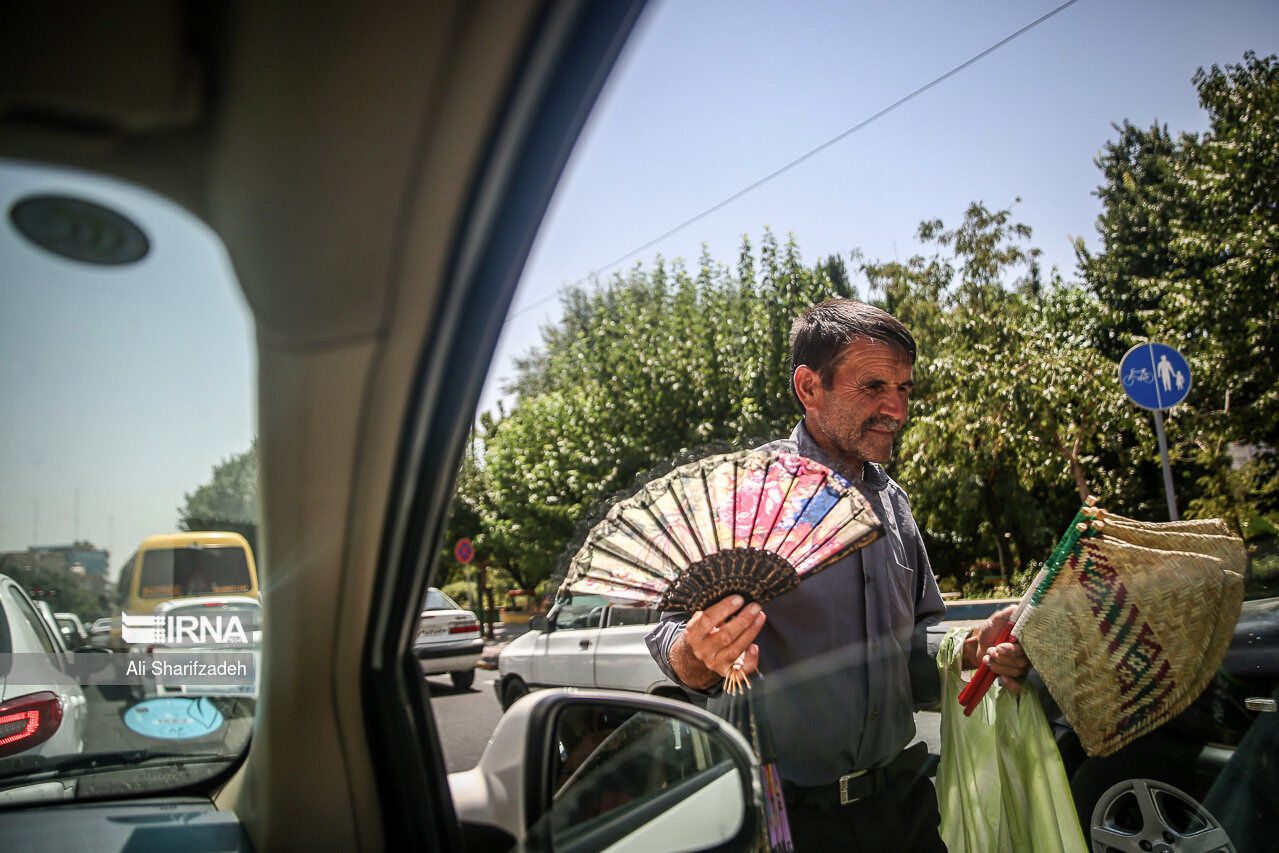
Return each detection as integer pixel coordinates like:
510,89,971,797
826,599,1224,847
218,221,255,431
646,298,1032,851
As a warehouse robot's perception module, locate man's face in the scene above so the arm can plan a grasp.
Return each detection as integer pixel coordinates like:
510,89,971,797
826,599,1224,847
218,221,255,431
795,338,913,471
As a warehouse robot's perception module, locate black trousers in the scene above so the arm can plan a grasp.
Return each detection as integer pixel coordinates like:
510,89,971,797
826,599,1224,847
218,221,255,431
784,765,947,852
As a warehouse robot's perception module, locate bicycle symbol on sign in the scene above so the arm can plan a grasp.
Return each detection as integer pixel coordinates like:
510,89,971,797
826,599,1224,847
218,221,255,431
1123,367,1152,387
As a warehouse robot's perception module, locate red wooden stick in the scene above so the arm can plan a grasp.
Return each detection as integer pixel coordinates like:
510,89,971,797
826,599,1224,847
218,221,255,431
958,621,1014,714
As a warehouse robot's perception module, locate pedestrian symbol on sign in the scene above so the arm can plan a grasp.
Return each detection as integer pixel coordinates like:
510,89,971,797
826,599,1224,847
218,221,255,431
1119,343,1191,411
1119,342,1192,522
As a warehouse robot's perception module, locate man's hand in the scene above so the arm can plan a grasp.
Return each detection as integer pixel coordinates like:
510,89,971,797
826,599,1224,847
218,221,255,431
669,595,766,690
962,604,1031,694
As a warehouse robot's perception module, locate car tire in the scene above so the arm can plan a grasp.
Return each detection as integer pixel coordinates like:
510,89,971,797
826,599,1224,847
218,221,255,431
1088,778,1235,853
500,676,529,710
450,669,475,690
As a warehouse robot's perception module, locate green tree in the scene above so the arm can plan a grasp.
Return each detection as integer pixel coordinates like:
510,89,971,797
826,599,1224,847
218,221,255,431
177,441,260,559
890,203,1076,585
1077,51,1279,552
456,232,856,591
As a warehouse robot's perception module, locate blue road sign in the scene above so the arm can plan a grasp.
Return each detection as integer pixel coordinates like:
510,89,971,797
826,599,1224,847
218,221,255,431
1120,343,1192,410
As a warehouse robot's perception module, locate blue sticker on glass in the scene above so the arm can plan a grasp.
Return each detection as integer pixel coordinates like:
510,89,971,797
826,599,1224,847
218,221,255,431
124,697,224,739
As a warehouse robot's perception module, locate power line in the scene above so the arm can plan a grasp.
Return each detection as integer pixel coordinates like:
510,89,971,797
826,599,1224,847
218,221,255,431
506,0,1082,324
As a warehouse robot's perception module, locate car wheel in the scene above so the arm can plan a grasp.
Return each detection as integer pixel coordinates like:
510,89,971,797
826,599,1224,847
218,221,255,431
1089,778,1235,853
450,669,475,690
500,676,528,710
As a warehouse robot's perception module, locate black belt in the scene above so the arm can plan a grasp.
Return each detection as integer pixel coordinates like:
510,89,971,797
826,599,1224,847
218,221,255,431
781,742,928,807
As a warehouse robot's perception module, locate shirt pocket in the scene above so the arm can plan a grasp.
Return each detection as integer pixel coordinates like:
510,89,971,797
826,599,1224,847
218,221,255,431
869,536,914,636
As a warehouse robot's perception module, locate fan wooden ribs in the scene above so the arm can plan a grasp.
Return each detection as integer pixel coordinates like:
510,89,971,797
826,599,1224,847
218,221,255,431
655,548,800,612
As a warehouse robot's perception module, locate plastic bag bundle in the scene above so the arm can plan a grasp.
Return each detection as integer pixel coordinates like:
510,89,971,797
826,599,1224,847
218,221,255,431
936,629,1086,853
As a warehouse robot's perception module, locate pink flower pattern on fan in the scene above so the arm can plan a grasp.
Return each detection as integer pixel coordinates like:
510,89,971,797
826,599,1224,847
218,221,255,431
716,453,858,576
561,449,880,608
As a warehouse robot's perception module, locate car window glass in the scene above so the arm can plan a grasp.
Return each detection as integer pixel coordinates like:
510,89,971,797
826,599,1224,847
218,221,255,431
423,589,457,611
8,591,59,656
548,706,734,842
606,606,653,628
2,158,256,795
139,546,252,598
554,595,609,630
0,591,12,655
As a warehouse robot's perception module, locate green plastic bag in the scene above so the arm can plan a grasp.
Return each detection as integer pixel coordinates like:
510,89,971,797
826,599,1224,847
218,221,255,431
936,629,1087,853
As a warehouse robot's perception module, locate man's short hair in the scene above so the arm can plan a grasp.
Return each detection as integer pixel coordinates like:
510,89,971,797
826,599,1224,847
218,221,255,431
789,299,916,405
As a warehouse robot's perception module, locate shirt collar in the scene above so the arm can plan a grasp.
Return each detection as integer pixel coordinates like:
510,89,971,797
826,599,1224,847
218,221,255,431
790,420,889,492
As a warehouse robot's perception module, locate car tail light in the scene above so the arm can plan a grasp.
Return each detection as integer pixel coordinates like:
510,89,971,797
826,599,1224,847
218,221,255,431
0,691,65,758
449,624,479,634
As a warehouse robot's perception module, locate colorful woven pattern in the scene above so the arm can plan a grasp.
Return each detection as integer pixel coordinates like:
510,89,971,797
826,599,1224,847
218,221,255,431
1019,516,1244,757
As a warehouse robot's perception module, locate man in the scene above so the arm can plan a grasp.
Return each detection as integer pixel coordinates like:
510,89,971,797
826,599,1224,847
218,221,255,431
646,299,1030,851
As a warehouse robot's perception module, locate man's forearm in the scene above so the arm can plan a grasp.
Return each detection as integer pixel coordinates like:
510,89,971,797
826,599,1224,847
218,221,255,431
669,633,722,690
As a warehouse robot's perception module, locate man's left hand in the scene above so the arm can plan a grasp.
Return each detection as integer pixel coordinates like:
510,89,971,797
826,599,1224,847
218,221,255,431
963,604,1032,694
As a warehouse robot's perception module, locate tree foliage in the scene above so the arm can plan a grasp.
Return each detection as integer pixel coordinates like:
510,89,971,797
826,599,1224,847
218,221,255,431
178,54,1278,596
177,440,260,559
1077,51,1279,550
460,232,856,589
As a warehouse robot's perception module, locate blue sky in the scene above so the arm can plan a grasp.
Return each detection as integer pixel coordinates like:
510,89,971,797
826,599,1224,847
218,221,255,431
2,0,1275,577
485,0,1278,412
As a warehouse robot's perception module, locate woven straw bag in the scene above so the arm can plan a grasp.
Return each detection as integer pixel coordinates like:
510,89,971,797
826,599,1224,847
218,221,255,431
1019,518,1245,757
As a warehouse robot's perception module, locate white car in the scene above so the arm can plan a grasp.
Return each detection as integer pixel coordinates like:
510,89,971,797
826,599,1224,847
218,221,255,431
53,613,89,650
0,575,88,775
414,588,483,689
87,618,112,649
496,594,689,709
131,595,262,699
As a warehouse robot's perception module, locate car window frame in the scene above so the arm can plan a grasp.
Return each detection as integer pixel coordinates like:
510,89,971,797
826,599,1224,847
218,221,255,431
2,581,63,658
356,2,649,848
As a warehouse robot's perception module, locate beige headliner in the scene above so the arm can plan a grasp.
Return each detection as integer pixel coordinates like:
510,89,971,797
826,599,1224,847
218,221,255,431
2,2,548,847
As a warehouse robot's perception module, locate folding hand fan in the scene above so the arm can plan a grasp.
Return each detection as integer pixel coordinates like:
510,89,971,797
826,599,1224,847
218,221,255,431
558,449,883,613
959,501,1245,757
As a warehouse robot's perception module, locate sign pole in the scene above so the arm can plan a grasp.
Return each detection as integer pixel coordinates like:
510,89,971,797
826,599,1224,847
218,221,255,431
1151,408,1179,521
1120,342,1191,523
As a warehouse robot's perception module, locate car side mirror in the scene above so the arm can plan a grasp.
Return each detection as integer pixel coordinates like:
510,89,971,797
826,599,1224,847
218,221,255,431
530,615,548,633
450,690,759,851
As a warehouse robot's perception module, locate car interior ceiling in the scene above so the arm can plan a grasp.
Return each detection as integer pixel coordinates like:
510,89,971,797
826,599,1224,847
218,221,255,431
1,1,645,849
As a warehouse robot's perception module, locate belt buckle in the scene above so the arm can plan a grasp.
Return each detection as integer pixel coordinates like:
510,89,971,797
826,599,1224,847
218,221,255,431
838,769,868,805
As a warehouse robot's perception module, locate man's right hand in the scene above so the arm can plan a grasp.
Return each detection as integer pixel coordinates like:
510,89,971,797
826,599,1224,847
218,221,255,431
668,595,766,690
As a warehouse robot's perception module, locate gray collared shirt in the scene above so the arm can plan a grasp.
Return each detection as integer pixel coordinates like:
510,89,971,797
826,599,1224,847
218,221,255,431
645,422,947,785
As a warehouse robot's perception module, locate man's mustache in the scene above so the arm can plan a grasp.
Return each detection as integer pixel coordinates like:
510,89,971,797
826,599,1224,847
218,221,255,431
860,417,903,435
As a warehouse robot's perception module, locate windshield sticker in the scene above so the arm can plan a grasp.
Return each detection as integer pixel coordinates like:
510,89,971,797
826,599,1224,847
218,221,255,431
124,697,224,740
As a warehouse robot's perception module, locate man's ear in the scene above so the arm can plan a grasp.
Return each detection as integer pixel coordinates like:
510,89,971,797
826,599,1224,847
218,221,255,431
793,365,822,413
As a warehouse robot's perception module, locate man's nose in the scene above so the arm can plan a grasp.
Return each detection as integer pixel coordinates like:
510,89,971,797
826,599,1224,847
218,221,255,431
881,392,908,420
